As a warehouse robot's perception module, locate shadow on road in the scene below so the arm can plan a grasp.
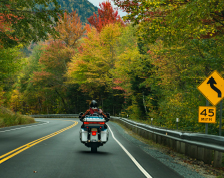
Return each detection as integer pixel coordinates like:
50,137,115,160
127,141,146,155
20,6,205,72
78,150,113,155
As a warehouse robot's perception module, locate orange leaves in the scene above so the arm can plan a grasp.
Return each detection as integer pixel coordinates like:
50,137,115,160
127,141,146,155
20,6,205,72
88,1,124,32
54,11,85,48
0,13,20,47
32,71,52,84
32,39,75,90
39,41,66,70
112,79,124,90
112,86,124,90
32,11,83,86
85,24,92,34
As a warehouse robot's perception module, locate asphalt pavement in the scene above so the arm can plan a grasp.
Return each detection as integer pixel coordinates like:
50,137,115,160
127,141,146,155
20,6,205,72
0,118,193,178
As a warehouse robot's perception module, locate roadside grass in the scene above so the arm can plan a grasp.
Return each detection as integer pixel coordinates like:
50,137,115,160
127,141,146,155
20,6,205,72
0,106,35,128
112,120,224,178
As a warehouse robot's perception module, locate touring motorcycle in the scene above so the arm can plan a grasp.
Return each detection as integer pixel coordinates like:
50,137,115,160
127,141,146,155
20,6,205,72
79,113,109,152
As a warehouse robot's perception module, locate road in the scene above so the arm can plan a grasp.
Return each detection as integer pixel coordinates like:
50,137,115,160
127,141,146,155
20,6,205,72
0,118,183,178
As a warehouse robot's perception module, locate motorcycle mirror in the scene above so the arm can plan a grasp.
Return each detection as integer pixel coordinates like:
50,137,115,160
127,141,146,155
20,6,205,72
79,112,84,118
106,113,110,118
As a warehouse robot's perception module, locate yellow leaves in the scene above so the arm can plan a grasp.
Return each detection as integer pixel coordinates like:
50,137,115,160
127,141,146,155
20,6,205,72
67,23,123,89
200,28,206,33
8,89,22,111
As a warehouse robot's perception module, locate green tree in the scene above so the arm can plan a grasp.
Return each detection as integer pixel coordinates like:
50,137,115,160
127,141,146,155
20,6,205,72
0,46,23,107
0,46,22,86
112,24,151,120
7,43,46,114
113,0,224,45
0,0,62,48
32,40,74,113
67,23,122,97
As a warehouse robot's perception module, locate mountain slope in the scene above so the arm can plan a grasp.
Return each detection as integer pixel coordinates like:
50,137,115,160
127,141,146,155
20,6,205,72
57,0,98,23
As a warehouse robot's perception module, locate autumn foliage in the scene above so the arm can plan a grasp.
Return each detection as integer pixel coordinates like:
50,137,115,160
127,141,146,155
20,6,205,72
54,11,85,47
2,0,224,136
0,12,20,48
113,0,224,42
88,1,124,32
0,0,62,48
67,23,122,95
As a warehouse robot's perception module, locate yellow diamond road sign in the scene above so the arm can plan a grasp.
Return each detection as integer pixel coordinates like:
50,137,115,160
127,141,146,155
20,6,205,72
197,70,224,106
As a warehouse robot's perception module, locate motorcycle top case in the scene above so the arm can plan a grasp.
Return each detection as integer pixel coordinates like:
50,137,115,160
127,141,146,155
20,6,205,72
83,116,106,128
83,115,106,122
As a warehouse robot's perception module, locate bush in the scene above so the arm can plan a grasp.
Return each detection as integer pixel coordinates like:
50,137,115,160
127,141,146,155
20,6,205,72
0,106,35,127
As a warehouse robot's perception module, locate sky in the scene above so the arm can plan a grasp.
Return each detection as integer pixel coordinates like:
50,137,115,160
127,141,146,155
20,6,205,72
87,0,127,17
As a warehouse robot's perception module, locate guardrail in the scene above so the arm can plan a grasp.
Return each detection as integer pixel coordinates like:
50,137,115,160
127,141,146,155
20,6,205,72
110,116,224,168
30,114,223,168
30,114,79,118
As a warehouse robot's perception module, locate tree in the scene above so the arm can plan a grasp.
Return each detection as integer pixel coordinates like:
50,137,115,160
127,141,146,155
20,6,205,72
29,11,85,113
0,46,22,85
67,23,122,97
32,40,74,113
11,11,85,114
0,46,23,107
111,24,151,119
54,11,85,48
88,1,124,32
0,0,62,48
113,0,224,45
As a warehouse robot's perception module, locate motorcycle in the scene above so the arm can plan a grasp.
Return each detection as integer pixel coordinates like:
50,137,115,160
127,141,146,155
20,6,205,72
79,113,109,152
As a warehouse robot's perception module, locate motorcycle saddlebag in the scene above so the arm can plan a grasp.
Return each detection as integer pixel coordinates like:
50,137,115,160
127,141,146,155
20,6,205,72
101,129,108,142
80,128,88,142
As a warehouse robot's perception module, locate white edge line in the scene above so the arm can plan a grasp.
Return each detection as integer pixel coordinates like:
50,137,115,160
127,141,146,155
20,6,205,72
0,121,49,133
108,125,153,178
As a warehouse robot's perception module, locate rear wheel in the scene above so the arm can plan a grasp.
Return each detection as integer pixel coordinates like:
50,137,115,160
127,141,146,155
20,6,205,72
91,143,97,153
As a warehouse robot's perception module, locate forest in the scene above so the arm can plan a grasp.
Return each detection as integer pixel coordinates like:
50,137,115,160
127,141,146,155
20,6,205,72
0,0,224,135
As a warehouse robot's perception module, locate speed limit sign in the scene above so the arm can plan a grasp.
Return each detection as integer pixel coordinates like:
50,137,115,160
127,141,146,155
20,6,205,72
198,106,216,123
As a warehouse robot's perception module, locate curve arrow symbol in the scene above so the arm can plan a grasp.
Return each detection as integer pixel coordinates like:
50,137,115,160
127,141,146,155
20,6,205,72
207,76,222,98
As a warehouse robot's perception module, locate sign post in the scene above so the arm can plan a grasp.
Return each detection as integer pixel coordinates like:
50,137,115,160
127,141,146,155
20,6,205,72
176,118,179,130
220,100,222,136
206,100,209,134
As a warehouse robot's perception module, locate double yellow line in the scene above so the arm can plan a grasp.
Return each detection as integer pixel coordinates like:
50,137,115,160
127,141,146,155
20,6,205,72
0,121,78,164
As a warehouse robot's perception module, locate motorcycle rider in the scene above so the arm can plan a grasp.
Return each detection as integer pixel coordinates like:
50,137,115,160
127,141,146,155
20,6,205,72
80,100,109,128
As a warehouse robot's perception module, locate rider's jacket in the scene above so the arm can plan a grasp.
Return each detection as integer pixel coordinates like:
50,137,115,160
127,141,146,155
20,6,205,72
81,108,107,118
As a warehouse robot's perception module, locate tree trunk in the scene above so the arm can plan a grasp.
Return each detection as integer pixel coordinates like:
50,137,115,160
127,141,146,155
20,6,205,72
142,92,147,114
55,89,68,113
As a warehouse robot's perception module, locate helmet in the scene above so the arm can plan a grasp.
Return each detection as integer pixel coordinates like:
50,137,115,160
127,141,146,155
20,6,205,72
90,100,98,108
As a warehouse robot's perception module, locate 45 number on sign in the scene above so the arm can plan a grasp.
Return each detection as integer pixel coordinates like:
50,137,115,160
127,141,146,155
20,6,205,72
200,109,214,117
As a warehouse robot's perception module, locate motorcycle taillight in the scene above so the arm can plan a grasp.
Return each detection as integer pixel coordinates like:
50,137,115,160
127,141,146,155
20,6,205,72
91,131,97,136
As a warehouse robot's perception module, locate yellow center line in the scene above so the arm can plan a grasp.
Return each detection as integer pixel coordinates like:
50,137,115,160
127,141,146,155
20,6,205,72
0,121,78,164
